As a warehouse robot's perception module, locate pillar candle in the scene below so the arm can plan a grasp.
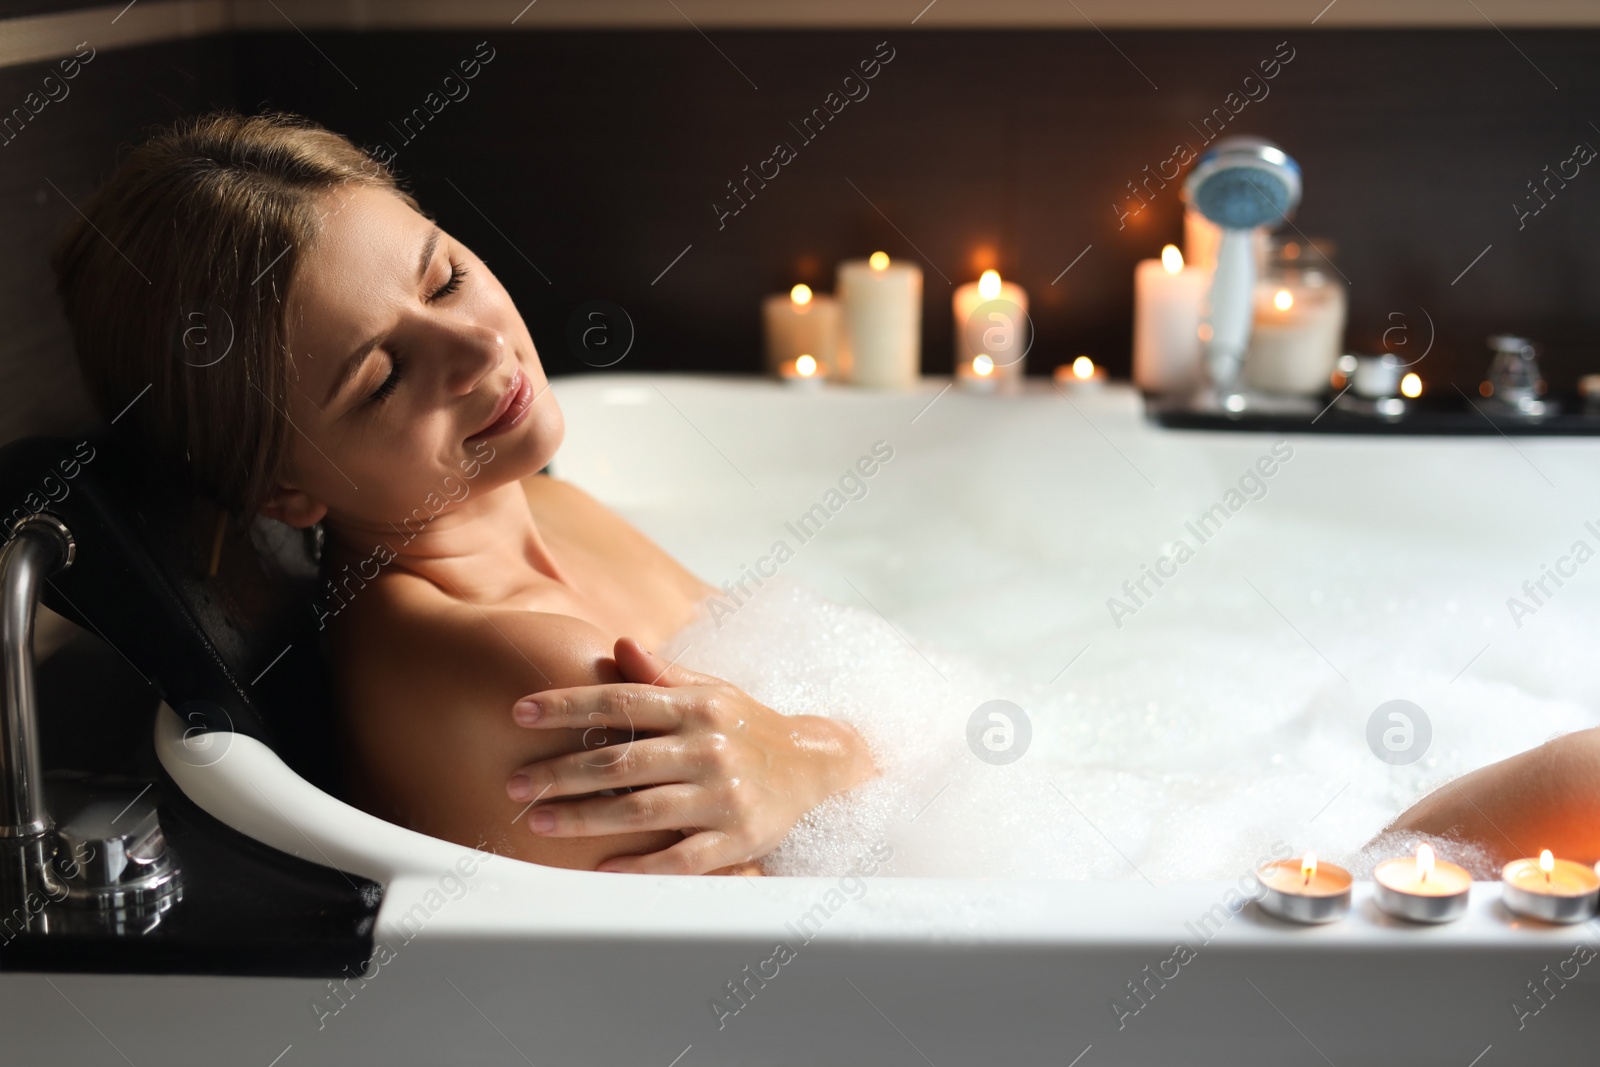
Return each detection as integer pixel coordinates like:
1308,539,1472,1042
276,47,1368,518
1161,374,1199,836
763,284,838,377
837,252,922,388
1132,245,1207,395
952,269,1029,386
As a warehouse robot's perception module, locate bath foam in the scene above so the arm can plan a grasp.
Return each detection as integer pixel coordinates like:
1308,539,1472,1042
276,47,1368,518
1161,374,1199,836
660,575,1600,881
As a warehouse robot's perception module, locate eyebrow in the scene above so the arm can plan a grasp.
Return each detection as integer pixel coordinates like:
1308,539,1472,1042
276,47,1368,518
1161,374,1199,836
323,227,443,409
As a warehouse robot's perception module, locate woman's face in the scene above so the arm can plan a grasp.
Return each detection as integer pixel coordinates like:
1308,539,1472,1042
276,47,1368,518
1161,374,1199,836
263,183,561,531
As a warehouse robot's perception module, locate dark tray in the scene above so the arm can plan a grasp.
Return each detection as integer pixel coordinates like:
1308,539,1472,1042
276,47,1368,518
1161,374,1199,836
1147,391,1600,435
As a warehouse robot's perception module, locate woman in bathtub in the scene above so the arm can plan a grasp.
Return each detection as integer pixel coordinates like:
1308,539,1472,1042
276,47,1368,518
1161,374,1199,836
50,112,1600,876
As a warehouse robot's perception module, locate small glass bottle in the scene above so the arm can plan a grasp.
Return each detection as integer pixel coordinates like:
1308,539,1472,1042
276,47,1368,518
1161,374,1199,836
1242,238,1348,396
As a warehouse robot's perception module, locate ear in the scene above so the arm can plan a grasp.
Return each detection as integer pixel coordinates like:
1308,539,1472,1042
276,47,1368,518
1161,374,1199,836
257,484,329,529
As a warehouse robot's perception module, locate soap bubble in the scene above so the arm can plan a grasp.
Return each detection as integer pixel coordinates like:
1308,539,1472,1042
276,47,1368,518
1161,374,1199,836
1366,699,1431,766
966,699,1031,765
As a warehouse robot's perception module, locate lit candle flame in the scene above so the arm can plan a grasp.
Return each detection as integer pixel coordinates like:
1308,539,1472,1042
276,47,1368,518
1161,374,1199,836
1273,289,1295,312
869,251,890,271
978,269,1002,300
795,354,817,378
1541,849,1555,883
1400,372,1422,398
1161,244,1183,274
1417,843,1435,883
1302,851,1317,886
1072,355,1095,380
790,283,813,306
973,354,994,377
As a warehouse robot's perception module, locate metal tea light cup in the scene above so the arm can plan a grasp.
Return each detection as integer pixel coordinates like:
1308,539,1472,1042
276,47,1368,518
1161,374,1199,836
1373,845,1471,924
1256,854,1352,925
1501,853,1600,924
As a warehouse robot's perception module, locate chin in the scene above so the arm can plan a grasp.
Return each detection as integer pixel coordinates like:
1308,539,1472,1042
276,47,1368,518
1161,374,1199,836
517,390,565,475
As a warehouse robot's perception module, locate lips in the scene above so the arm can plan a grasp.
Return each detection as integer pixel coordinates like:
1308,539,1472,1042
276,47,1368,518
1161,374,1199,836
467,368,534,441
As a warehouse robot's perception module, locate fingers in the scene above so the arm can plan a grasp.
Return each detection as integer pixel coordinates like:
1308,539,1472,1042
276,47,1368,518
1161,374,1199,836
521,783,704,839
513,681,686,734
595,830,751,876
612,637,729,689
706,860,767,877
507,735,686,803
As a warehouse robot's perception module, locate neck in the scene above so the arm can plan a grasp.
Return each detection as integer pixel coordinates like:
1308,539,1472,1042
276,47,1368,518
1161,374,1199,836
321,479,565,607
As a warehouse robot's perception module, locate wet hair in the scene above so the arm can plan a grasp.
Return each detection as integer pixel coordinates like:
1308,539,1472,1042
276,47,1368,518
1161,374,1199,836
51,111,418,521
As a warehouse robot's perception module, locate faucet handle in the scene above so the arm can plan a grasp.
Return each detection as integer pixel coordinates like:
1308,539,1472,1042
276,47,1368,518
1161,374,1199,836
49,777,181,911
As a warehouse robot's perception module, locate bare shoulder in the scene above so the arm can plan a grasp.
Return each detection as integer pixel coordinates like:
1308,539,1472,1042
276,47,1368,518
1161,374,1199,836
326,571,682,867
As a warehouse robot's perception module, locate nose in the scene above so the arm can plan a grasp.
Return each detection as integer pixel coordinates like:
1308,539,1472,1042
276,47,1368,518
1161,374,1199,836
437,321,506,397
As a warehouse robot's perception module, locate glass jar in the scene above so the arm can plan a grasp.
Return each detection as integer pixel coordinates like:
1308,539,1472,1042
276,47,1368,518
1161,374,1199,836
1242,238,1348,396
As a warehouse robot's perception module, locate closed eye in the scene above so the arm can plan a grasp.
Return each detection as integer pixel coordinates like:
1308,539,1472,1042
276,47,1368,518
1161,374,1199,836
429,261,469,302
365,260,468,407
367,351,404,405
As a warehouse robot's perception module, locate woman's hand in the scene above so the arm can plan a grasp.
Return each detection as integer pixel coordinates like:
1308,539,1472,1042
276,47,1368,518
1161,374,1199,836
504,638,878,875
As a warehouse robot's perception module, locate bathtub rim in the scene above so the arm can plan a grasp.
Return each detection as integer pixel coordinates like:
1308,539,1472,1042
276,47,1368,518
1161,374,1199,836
153,703,1598,953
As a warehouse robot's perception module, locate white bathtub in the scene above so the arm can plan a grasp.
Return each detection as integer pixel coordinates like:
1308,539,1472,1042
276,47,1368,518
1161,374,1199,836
6,373,1600,1066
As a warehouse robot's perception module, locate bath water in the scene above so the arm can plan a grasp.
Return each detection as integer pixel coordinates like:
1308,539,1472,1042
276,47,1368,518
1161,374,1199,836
661,571,1599,882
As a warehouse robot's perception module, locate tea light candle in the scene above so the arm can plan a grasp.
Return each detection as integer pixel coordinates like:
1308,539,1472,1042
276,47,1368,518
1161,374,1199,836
779,354,825,390
763,284,839,377
1256,852,1352,924
1054,355,1106,393
1374,843,1472,923
952,269,1029,385
837,252,922,388
1501,850,1600,924
956,353,999,393
1242,282,1347,397
1132,245,1207,395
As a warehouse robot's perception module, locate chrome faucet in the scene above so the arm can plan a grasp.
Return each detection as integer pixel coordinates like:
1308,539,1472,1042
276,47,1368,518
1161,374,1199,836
1,513,180,933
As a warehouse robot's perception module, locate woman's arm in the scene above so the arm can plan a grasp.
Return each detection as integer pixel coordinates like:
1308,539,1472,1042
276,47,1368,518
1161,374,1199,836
1385,726,1600,867
338,603,687,871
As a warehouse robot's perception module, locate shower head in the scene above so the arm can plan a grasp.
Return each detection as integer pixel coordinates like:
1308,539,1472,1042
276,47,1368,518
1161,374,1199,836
1183,136,1303,404
1185,136,1301,230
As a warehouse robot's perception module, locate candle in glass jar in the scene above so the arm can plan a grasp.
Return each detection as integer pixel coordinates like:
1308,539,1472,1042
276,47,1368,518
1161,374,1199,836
1501,850,1600,924
837,252,922,388
763,284,838,377
1132,245,1207,395
1256,852,1352,924
952,269,1029,385
1374,843,1472,923
1243,281,1347,397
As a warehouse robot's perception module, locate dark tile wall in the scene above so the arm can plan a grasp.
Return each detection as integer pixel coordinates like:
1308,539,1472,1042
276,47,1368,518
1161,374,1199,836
230,28,1600,390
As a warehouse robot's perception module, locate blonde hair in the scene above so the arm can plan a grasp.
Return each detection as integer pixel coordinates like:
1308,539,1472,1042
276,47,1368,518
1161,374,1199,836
52,111,418,521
